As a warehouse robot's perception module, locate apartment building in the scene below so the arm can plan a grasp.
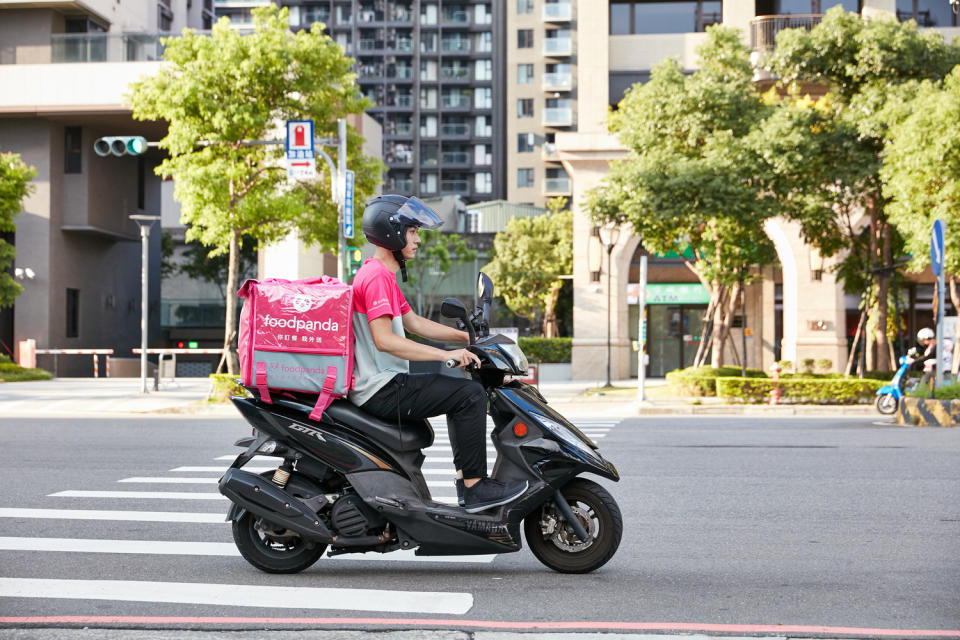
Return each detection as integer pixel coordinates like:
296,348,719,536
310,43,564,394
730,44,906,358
554,0,960,380
0,1,210,375
216,0,507,203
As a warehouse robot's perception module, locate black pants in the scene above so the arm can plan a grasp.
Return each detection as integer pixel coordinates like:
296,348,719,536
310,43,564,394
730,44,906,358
360,373,488,478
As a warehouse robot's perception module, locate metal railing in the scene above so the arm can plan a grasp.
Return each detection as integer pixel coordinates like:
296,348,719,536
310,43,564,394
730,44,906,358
751,14,823,51
543,107,574,126
440,179,469,192
440,123,470,136
440,66,470,80
544,177,571,194
441,151,470,164
441,94,471,108
542,72,573,91
543,2,573,21
543,37,573,56
50,31,213,63
441,39,471,52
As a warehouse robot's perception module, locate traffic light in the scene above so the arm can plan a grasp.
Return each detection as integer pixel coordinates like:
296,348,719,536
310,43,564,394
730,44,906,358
94,136,148,157
348,246,363,276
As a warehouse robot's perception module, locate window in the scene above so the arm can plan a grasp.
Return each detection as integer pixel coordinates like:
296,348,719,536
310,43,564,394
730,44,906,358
474,87,492,109
420,115,438,137
66,288,79,338
420,59,437,80
518,0,534,13
64,127,82,174
475,172,492,193
421,3,438,24
895,0,956,26
420,173,438,194
474,4,492,24
517,63,534,84
517,168,535,188
475,31,492,52
474,115,492,137
420,87,438,109
518,133,535,152
420,32,437,52
609,1,724,34
465,209,482,233
517,98,534,118
474,144,492,164
475,59,492,81
517,29,533,48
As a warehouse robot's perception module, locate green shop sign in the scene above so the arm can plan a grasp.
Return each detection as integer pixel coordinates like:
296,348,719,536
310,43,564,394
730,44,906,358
627,283,710,305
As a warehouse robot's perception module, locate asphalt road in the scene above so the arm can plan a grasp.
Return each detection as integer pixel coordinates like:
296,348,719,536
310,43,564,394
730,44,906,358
0,412,957,636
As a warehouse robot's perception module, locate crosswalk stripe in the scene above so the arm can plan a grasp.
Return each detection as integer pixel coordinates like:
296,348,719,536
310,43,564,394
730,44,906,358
0,537,494,564
0,577,474,614
118,476,461,491
49,491,226,500
0,508,225,523
170,467,273,473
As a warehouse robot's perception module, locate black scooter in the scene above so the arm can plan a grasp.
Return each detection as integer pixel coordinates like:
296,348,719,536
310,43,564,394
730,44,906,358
219,273,622,573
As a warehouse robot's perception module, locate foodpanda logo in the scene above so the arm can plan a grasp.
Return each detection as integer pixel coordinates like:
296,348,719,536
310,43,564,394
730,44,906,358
263,314,339,332
291,294,313,313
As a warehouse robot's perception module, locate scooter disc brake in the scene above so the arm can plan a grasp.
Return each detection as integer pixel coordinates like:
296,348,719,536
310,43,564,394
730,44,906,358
549,505,595,552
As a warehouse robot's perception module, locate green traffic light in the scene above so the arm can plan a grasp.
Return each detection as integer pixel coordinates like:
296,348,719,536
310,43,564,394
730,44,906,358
127,136,147,155
187,341,199,349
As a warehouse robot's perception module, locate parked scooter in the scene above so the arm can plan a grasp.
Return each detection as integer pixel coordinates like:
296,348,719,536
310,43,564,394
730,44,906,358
875,347,918,414
219,273,622,573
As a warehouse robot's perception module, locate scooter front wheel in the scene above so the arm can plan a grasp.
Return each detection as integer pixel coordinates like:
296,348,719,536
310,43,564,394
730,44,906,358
232,511,326,574
876,393,898,415
524,478,622,574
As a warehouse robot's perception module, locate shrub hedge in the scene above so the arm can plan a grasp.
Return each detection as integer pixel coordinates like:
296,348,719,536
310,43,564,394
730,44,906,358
907,380,960,400
208,373,248,402
518,337,572,363
0,360,53,382
666,366,767,397
716,377,884,404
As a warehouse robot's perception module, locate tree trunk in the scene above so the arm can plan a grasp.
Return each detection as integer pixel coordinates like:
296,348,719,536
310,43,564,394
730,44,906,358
693,294,718,368
710,284,730,367
541,283,561,338
218,229,241,374
874,219,891,371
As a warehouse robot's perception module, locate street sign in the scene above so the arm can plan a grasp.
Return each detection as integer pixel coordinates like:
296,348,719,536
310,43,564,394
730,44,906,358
286,120,315,180
931,219,945,276
343,169,355,238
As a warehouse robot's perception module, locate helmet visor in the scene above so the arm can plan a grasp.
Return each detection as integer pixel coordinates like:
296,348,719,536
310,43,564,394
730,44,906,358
391,197,443,230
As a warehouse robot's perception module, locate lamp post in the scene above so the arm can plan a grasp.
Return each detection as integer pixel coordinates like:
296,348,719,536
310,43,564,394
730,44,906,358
599,223,620,387
130,214,161,394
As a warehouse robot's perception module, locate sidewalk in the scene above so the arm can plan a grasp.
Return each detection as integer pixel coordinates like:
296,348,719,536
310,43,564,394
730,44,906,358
0,376,881,417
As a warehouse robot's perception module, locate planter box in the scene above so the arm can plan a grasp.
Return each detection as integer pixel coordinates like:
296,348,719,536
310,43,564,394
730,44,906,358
897,397,960,427
538,363,571,382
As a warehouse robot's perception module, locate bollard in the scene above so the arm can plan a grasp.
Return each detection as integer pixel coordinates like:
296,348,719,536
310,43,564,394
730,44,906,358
106,355,111,378
93,354,99,378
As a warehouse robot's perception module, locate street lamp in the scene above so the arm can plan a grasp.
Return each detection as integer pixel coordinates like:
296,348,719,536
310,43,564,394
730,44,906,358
599,223,620,388
130,214,161,394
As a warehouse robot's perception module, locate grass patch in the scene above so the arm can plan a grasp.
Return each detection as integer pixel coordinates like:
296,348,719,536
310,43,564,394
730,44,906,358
0,357,52,382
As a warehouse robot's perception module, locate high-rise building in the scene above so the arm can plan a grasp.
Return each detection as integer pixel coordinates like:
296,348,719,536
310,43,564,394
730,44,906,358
271,1,507,203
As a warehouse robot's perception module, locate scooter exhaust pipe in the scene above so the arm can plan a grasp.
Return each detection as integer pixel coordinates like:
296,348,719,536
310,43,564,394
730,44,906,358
219,468,334,543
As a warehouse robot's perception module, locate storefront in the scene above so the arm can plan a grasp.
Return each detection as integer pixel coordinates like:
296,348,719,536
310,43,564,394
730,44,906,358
628,283,711,377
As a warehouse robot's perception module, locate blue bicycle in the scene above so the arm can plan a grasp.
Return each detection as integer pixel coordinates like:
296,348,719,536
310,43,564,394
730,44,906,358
875,348,918,414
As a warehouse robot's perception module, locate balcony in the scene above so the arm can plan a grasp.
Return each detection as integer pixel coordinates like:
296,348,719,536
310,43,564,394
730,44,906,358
441,179,470,193
390,178,414,192
441,94,471,108
387,66,414,80
542,71,573,92
440,123,470,136
543,107,574,127
441,39,472,53
543,36,573,57
440,66,470,81
542,2,573,22
442,9,470,24
441,151,470,164
543,176,571,196
750,14,822,51
50,32,207,63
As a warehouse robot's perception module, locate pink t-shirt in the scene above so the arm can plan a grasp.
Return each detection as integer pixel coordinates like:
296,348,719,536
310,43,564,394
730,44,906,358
348,258,412,405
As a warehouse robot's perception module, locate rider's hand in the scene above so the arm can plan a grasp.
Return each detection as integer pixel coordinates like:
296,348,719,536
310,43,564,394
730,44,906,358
447,348,480,369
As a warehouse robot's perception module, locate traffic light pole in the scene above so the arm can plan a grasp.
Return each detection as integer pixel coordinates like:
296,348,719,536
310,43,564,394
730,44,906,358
337,118,347,283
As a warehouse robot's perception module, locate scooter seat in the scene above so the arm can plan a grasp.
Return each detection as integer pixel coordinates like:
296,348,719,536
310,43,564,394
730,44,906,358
324,399,434,452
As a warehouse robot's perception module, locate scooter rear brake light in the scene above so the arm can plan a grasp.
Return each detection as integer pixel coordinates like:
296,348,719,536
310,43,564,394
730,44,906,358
513,422,528,438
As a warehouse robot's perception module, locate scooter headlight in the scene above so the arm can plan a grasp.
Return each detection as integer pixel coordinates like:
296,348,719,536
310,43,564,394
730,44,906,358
530,412,598,460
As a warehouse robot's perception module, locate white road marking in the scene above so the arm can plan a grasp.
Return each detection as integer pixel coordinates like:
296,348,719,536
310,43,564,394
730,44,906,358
170,466,273,473
0,537,495,563
49,491,226,500
0,508,224,523
0,577,474,614
120,477,219,484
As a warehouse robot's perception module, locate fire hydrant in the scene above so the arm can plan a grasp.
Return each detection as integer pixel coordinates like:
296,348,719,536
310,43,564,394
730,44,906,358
769,362,782,405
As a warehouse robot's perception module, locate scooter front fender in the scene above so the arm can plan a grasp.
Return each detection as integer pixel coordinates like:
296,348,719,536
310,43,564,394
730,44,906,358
876,385,897,396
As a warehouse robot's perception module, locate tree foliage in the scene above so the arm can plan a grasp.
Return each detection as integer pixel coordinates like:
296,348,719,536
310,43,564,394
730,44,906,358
587,26,776,365
484,208,572,338
402,229,476,319
128,5,382,372
0,152,36,309
763,6,960,370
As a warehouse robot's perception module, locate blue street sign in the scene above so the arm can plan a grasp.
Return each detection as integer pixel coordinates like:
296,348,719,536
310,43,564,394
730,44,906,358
286,120,314,160
343,169,355,238
931,219,945,276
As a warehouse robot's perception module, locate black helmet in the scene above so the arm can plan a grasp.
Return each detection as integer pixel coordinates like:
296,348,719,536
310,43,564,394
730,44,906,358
361,195,443,282
362,194,443,251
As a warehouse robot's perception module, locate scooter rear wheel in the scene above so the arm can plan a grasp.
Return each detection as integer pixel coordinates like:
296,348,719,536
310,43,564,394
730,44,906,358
232,511,325,574
524,478,622,574
876,393,898,415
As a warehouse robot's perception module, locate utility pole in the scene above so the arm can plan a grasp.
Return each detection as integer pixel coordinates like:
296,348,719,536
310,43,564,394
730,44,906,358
337,118,347,282
130,215,161,393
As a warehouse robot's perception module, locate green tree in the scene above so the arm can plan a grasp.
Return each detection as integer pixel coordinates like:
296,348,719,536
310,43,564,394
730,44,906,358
882,67,960,357
484,208,572,338
402,229,477,320
765,6,960,370
587,26,777,366
0,152,36,309
128,5,382,373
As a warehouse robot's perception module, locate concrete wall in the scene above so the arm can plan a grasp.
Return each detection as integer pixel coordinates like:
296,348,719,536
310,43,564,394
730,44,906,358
0,9,61,64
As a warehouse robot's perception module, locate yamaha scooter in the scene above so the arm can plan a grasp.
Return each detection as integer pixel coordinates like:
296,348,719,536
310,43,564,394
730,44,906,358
219,273,622,574
875,347,917,414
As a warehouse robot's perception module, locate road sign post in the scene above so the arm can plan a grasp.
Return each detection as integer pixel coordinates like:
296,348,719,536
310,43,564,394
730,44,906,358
931,220,946,387
286,120,316,181
343,169,355,239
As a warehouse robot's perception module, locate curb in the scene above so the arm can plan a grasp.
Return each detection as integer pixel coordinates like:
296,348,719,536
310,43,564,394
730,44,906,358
896,397,960,427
